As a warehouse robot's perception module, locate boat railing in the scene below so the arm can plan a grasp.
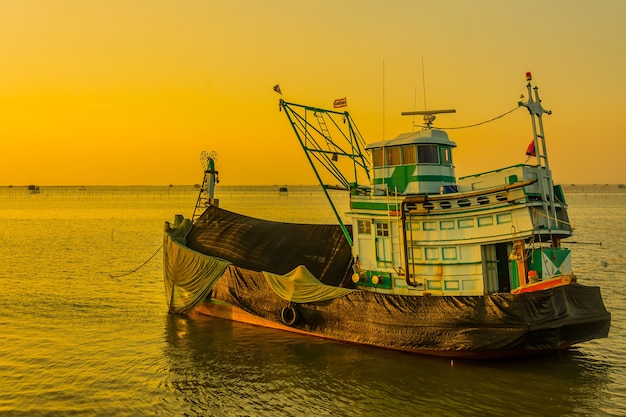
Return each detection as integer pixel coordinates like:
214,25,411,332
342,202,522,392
401,179,536,213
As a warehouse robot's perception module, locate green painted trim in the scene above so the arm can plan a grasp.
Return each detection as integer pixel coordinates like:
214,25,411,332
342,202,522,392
440,220,455,230
444,280,460,290
478,216,494,227
372,165,456,192
529,247,571,276
350,201,401,210
423,221,437,230
355,270,393,289
424,247,439,260
458,219,474,228
442,247,458,260
408,231,536,245
407,260,483,266
427,281,442,290
553,184,567,204
511,261,521,289
416,175,456,182
496,213,513,224
373,174,456,184
406,203,520,217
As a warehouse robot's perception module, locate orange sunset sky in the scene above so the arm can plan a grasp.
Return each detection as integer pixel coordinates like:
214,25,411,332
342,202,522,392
1,0,625,186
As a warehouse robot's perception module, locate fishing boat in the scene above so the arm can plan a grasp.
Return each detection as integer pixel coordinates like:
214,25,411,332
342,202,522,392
163,73,610,358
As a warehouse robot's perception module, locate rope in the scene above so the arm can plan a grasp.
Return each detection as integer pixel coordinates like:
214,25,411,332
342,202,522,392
415,106,521,130
109,244,163,278
530,207,573,228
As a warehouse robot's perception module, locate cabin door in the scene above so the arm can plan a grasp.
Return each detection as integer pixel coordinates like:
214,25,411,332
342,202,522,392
358,237,374,270
356,219,374,270
482,243,511,293
374,221,392,267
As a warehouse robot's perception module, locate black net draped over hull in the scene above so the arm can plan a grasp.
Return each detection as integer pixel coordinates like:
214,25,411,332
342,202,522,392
185,205,353,286
209,265,611,356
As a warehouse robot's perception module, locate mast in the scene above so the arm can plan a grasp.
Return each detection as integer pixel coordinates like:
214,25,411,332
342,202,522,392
519,72,558,232
192,151,219,222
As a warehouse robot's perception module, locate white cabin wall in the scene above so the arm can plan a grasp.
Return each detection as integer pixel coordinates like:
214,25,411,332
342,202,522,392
458,164,544,192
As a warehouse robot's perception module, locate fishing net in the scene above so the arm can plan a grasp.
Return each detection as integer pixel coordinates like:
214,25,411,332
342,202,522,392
263,265,353,303
208,265,611,356
185,205,353,286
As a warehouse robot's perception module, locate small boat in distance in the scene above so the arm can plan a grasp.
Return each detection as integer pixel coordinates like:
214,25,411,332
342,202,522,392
27,185,40,194
163,73,610,358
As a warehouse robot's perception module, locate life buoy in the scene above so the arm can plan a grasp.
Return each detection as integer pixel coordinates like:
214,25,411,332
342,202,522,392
280,304,299,326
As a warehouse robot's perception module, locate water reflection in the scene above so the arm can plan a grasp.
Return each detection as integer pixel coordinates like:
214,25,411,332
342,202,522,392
163,312,614,416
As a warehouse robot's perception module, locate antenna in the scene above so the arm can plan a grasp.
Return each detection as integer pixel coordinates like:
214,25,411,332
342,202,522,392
382,59,385,141
412,57,428,131
402,109,456,129
421,57,427,110
413,86,417,131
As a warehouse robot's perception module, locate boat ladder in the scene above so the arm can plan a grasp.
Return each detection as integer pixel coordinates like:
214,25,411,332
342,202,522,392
314,111,331,141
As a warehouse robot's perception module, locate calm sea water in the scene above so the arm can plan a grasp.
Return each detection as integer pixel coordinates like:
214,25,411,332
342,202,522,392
1,185,625,416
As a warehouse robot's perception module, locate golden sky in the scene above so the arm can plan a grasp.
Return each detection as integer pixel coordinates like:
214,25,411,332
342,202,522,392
1,0,625,186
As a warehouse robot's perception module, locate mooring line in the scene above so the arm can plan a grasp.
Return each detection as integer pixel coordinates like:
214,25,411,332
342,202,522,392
109,244,163,278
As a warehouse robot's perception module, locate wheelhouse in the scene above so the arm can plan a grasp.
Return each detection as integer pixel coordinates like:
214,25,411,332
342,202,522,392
366,128,457,195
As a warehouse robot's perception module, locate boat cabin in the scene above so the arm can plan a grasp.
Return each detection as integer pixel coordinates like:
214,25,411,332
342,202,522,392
366,128,457,195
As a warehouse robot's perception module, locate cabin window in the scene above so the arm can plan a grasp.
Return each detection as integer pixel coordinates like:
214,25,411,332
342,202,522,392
441,147,452,165
375,222,389,237
402,145,416,164
386,147,401,166
372,148,384,167
417,144,439,164
357,220,371,235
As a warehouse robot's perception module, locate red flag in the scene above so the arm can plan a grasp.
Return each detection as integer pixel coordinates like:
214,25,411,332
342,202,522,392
525,140,536,157
273,84,282,95
333,97,347,108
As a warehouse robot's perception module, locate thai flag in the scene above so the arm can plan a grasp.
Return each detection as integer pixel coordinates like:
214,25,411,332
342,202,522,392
333,97,347,108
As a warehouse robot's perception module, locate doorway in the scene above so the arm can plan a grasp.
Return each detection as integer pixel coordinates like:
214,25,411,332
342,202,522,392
482,243,511,293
